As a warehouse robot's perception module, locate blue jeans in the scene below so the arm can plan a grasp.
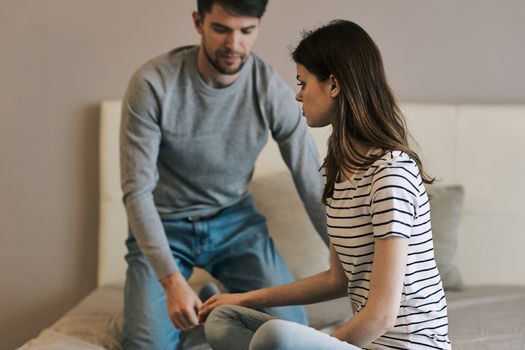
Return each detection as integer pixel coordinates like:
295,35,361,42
205,305,361,350
122,195,307,350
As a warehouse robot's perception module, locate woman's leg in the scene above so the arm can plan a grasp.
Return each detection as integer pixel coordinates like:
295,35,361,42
204,305,275,350
204,304,360,350
250,319,361,350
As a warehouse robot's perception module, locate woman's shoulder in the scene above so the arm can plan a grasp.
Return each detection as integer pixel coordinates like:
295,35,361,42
368,150,419,176
365,150,423,194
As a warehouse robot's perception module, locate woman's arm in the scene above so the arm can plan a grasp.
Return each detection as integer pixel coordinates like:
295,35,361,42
198,243,348,321
331,236,408,347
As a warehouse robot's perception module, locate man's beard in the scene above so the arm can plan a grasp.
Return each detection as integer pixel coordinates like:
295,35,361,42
204,46,246,75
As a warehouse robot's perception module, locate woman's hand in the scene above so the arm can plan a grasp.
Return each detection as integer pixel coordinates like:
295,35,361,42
198,293,248,323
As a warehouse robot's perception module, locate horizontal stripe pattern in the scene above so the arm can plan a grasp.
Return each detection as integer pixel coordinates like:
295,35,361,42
326,151,451,349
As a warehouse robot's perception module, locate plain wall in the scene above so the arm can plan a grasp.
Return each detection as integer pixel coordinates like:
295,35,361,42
1,0,524,348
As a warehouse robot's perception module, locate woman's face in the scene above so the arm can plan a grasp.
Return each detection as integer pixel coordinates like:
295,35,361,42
295,64,337,128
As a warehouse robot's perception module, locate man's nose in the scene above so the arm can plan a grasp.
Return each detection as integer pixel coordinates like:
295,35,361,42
295,91,302,102
225,31,240,51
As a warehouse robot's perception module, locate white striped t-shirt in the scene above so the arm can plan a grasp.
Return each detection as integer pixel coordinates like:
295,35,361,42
327,150,451,350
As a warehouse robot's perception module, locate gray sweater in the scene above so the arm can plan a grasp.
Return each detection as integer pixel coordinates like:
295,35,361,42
120,46,327,279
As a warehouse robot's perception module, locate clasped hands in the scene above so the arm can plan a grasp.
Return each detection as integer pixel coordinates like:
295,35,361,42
161,271,246,330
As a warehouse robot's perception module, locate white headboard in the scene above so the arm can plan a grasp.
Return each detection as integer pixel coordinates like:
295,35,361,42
98,100,525,287
98,101,129,286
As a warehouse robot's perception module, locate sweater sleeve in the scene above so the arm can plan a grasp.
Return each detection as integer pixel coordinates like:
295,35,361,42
266,73,329,245
119,69,178,279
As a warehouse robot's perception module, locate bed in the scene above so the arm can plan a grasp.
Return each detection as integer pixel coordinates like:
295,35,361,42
18,101,525,350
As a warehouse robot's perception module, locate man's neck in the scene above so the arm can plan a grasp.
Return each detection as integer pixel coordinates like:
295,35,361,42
196,46,240,88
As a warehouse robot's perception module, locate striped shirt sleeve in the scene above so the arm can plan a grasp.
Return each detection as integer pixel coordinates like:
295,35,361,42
369,157,421,240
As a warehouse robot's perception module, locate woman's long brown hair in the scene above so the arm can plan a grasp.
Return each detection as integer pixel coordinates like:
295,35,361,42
292,20,434,204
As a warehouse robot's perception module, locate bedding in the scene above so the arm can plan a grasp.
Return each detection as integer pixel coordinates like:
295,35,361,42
19,283,525,349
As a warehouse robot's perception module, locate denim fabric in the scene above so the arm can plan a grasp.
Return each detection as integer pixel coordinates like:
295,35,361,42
122,195,307,350
205,305,360,350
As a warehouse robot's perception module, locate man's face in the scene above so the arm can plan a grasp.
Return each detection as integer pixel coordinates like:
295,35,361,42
195,4,261,75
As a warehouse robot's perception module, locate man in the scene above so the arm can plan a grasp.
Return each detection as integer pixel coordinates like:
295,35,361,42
120,0,327,348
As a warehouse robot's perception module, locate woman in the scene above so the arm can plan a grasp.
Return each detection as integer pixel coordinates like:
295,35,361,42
198,20,451,350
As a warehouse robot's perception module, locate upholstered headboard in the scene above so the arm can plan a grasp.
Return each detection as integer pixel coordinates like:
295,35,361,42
98,100,128,286
98,100,525,287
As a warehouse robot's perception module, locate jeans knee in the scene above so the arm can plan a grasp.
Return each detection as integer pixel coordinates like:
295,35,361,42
123,276,178,349
205,304,234,327
204,305,237,347
122,326,177,350
250,319,292,350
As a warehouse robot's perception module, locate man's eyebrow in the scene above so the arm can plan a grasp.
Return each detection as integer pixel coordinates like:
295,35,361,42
240,25,257,31
210,22,231,30
210,22,257,31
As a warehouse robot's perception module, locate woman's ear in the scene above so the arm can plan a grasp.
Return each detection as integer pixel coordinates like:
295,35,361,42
329,74,340,98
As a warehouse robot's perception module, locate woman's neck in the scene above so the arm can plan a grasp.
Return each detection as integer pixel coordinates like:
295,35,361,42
339,141,374,181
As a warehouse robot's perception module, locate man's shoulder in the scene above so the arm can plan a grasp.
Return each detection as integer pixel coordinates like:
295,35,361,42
133,46,197,81
249,52,277,79
248,52,292,94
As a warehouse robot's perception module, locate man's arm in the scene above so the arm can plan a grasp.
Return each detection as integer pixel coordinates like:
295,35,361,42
265,74,329,245
120,70,177,278
120,70,201,329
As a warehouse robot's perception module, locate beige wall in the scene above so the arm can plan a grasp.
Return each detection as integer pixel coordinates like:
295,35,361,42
1,0,524,348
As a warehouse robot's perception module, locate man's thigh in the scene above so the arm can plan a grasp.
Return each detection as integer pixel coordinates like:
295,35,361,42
210,221,293,291
122,232,193,350
205,199,307,324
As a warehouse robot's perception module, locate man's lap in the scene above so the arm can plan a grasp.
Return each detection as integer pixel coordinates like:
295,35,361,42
123,196,306,348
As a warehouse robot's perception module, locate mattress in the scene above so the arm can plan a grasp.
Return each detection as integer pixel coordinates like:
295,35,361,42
19,285,525,350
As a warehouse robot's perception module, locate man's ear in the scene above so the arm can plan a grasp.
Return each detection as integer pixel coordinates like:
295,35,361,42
192,11,203,34
329,74,340,98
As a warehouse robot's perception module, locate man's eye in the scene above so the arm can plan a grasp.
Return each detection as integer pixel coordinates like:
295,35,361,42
241,28,254,35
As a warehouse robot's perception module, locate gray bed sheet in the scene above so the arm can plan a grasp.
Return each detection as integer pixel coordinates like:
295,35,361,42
20,285,525,350
447,286,525,349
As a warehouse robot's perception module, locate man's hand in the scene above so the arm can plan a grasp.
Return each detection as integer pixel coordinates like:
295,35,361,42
160,271,202,330
198,293,248,323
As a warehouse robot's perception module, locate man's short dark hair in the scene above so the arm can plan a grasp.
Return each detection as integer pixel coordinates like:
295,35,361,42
197,0,268,19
